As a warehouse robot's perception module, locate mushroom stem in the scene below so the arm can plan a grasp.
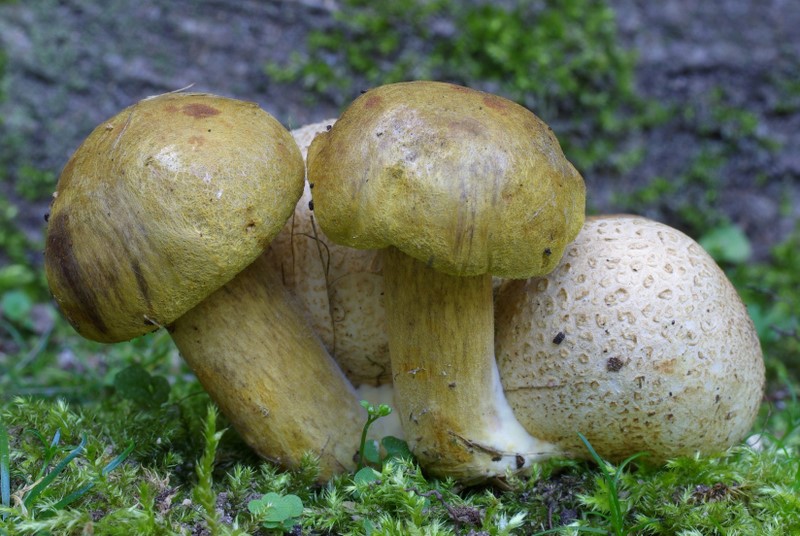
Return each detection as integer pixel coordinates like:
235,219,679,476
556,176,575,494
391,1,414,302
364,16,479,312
383,247,558,481
170,254,365,479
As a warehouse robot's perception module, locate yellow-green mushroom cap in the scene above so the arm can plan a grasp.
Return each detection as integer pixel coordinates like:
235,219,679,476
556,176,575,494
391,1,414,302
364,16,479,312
308,81,586,278
44,92,304,342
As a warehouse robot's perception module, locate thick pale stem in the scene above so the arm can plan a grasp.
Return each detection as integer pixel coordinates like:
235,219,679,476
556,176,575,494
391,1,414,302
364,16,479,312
384,247,558,482
170,255,365,479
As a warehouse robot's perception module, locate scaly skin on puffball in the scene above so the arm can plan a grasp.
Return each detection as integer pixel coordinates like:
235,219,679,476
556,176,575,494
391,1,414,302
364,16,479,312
265,120,391,386
496,215,765,462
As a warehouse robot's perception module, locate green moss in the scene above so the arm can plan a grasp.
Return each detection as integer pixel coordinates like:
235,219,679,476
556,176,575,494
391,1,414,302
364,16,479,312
14,165,57,202
0,363,798,535
729,228,800,378
614,84,782,238
266,0,447,100
0,198,36,266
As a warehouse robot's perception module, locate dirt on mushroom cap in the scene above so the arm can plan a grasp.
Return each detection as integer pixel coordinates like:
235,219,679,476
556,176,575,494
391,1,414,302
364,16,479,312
45,92,304,342
495,214,765,462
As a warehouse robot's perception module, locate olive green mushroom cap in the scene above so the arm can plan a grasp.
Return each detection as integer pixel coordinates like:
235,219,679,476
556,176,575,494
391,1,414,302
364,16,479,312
45,92,304,342
307,81,586,278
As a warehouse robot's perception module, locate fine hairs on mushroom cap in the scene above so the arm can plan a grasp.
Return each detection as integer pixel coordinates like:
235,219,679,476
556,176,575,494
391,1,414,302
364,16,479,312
495,214,765,462
44,93,367,478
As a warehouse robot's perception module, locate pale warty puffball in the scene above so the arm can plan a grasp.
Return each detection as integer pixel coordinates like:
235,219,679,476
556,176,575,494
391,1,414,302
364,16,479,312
495,214,765,462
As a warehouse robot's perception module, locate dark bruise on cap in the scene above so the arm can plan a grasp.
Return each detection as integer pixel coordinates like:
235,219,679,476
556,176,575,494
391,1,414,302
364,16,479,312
45,211,109,336
180,103,221,119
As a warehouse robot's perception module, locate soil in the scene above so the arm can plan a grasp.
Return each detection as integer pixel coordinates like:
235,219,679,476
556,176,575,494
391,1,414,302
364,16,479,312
0,0,798,261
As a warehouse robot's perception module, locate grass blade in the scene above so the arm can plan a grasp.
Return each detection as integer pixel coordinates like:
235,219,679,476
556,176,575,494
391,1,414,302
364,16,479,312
100,441,135,476
0,420,10,520
50,440,135,510
578,433,624,536
23,433,87,509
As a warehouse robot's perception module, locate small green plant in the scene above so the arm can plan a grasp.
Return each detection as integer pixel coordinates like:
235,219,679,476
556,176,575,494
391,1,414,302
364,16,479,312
357,399,392,470
699,223,753,265
353,400,412,490
578,433,650,535
248,492,304,533
193,405,228,535
113,364,171,409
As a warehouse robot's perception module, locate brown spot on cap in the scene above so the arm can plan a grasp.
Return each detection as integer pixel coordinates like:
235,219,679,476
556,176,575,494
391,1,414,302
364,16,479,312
363,95,382,109
482,95,509,112
181,103,221,119
448,117,483,137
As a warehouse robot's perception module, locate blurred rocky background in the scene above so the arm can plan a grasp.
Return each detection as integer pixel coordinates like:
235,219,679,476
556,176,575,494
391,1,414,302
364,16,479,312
1,0,799,266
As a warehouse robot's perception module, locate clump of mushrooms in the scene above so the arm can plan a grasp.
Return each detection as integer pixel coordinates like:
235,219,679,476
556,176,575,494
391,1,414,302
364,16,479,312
44,87,766,485
44,92,366,478
297,80,764,481
276,167,765,477
307,81,587,481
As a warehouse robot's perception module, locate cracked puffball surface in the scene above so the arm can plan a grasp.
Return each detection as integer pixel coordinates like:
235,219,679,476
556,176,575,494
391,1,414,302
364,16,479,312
496,215,765,462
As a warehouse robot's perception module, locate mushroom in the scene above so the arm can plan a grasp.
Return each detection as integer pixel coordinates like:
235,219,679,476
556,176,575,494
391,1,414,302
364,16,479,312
307,81,586,481
44,92,366,477
495,215,765,461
